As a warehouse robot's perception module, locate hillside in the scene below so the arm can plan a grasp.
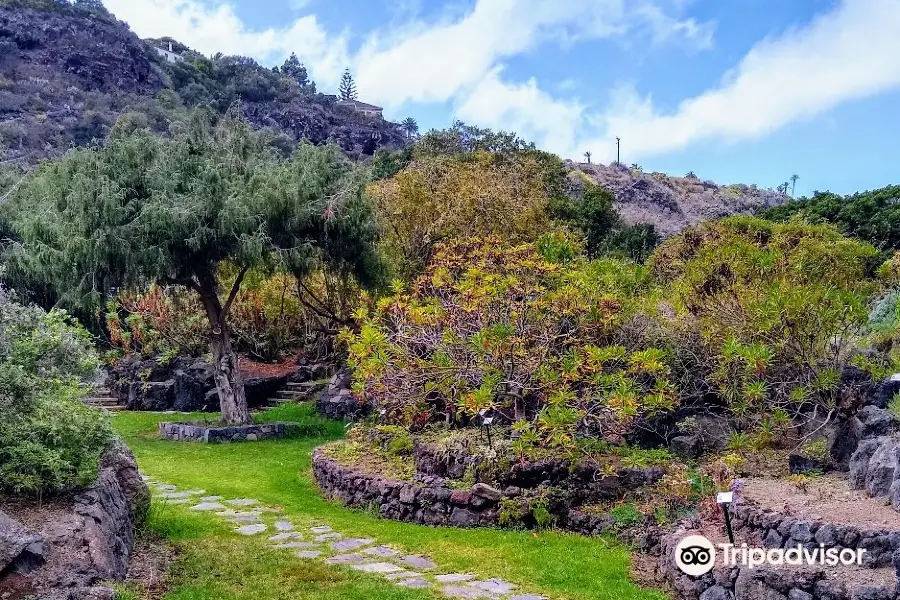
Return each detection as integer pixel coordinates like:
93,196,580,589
570,161,789,235
0,1,406,168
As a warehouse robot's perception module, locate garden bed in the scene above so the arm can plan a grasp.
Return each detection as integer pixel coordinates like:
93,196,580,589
158,421,298,442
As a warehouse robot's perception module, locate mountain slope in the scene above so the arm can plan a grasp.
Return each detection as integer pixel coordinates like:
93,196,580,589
570,161,789,236
0,1,405,167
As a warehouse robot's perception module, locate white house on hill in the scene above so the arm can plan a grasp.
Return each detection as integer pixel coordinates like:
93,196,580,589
154,42,184,64
337,99,383,119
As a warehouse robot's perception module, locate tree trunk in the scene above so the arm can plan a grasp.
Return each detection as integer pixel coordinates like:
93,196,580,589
198,279,250,425
210,327,250,425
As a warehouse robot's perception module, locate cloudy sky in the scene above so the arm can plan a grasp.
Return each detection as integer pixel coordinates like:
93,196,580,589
101,0,900,197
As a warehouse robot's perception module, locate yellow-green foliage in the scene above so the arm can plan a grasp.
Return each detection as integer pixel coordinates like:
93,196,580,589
342,235,676,449
651,216,878,423
366,151,566,280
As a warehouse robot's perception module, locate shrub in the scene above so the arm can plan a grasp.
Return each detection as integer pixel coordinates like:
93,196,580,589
0,286,111,496
651,217,878,426
366,151,568,280
343,236,676,448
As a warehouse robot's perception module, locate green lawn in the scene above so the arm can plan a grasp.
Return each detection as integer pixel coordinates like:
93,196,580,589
113,405,666,600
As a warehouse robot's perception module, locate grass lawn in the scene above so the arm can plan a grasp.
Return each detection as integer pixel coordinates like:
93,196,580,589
113,404,666,600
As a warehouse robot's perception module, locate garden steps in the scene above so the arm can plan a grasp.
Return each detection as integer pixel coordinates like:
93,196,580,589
265,380,327,406
83,386,125,411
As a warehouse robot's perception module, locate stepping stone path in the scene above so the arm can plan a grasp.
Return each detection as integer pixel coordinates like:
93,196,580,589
144,474,547,600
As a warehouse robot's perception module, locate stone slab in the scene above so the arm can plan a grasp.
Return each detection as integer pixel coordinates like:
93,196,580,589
361,545,401,557
235,524,267,536
325,554,369,565
401,555,437,570
351,562,404,574
310,526,333,534
269,532,303,541
443,585,498,599
471,579,516,594
190,502,226,511
274,520,294,532
227,499,259,506
316,533,342,542
331,538,375,552
199,496,222,502
296,550,322,559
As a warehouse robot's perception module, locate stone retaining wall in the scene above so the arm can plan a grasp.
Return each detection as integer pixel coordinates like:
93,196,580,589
312,448,665,530
159,421,295,442
0,440,150,599
730,501,900,568
648,501,900,600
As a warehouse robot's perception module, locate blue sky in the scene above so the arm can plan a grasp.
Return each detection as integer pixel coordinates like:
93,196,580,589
102,0,900,197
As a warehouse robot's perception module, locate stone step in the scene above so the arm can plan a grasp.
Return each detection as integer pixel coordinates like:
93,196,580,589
276,390,309,399
285,381,320,390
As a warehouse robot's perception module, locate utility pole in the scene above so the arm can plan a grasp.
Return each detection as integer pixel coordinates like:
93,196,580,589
615,137,621,165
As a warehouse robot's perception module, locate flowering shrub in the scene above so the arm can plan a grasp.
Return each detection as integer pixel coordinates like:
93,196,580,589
106,271,308,362
343,236,677,449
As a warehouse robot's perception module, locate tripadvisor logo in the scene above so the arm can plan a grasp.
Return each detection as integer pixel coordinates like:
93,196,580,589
674,534,867,575
675,535,716,576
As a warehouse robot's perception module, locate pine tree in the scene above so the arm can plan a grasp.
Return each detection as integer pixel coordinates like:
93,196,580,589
3,111,381,425
339,68,358,101
280,52,310,89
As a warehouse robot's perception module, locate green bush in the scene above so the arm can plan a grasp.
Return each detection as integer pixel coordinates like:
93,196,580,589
651,217,878,427
0,286,111,496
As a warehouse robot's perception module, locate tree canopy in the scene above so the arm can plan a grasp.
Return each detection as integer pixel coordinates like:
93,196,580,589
2,110,382,422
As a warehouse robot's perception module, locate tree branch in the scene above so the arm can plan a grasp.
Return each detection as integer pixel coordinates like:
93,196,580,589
223,265,249,316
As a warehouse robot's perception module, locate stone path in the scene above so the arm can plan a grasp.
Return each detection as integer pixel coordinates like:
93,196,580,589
143,474,547,600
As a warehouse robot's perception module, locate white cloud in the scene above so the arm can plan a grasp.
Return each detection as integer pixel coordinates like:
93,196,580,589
457,0,900,162
352,0,715,109
99,0,900,167
289,0,313,12
102,0,349,88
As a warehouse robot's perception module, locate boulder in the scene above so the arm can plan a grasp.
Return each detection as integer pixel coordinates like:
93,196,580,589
865,439,900,497
316,367,370,421
788,454,828,475
858,406,896,438
849,437,887,489
0,510,43,574
871,374,900,409
733,569,787,600
670,434,702,459
830,416,863,464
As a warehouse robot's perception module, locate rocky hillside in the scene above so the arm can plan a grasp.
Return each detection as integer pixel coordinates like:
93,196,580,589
0,1,406,168
569,161,789,236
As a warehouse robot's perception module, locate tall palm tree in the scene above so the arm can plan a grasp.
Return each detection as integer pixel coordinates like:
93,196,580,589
583,151,592,165
790,174,799,197
400,117,419,140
